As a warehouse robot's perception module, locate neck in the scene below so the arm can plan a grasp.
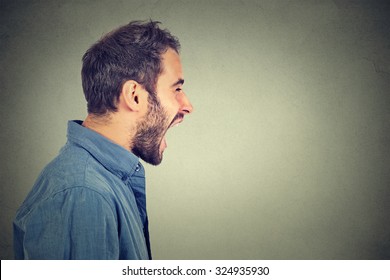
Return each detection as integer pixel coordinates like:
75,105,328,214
82,113,135,151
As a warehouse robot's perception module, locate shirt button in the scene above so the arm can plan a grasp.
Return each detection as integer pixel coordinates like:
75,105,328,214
135,164,140,172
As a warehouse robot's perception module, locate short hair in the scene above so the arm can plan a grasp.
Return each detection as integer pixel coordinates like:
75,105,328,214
81,20,180,115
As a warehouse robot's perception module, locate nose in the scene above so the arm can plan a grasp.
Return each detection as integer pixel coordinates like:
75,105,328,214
179,92,193,115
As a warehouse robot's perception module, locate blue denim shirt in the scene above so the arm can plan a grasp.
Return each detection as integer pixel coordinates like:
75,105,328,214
13,120,151,259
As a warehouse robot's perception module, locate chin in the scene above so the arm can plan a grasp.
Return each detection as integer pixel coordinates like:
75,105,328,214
143,152,163,166
148,158,163,166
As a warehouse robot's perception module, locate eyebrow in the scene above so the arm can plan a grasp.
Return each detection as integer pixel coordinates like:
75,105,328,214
171,79,185,88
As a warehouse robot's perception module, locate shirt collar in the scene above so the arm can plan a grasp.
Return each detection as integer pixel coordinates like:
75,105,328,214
67,120,142,180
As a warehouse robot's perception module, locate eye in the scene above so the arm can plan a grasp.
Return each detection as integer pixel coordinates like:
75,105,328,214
175,87,182,93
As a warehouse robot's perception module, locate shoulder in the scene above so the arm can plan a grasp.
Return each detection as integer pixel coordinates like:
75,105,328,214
16,143,121,218
42,142,120,194
14,184,119,236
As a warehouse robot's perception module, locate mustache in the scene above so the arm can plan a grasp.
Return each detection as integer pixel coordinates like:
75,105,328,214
169,113,184,126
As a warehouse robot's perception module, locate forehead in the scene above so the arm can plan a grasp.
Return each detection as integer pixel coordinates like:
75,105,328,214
157,48,183,85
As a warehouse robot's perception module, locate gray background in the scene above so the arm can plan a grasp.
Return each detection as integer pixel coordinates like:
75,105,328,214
1,0,389,259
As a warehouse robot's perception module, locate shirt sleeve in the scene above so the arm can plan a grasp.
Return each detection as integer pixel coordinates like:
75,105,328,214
22,186,119,259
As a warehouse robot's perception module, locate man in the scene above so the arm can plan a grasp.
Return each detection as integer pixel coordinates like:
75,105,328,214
13,20,193,260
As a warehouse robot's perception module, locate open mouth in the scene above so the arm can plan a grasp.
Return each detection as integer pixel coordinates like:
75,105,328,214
170,113,184,128
160,114,184,151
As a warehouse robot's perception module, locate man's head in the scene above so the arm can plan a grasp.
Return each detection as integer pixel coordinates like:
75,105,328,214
82,20,180,115
81,21,193,165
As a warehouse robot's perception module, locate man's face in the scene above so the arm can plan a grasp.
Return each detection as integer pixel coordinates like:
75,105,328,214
131,48,193,165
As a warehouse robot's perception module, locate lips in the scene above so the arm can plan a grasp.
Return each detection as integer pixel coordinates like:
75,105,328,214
168,118,183,129
169,113,184,128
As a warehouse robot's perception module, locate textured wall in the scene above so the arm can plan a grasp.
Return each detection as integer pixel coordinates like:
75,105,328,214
1,0,389,259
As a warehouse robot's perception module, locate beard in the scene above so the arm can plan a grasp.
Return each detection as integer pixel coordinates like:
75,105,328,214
131,92,178,165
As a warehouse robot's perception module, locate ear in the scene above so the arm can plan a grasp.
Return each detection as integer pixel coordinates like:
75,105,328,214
120,80,145,112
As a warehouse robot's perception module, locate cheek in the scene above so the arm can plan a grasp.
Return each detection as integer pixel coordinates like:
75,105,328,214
162,96,180,116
